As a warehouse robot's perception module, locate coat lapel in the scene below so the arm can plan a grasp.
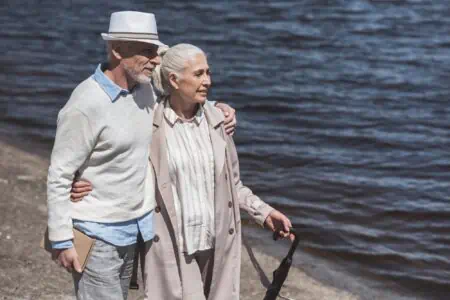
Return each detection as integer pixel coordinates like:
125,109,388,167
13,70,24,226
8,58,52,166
204,102,238,294
210,128,226,179
204,102,227,179
150,103,179,239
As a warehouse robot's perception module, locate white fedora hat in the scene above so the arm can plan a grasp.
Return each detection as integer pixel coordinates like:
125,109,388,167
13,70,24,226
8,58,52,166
101,11,165,46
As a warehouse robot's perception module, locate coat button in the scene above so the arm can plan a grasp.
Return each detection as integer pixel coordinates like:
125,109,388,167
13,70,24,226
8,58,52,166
153,235,160,242
228,201,232,208
228,228,234,235
155,206,161,213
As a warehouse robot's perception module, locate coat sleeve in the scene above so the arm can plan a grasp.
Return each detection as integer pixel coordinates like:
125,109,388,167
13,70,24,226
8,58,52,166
227,136,274,226
47,108,95,242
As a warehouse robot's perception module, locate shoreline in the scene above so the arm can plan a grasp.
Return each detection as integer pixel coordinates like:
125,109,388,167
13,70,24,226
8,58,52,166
0,133,402,299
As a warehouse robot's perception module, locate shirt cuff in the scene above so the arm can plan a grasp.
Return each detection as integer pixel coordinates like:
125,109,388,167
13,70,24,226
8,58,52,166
51,240,73,249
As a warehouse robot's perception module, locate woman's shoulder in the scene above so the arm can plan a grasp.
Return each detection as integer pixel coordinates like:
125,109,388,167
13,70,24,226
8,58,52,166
203,100,225,124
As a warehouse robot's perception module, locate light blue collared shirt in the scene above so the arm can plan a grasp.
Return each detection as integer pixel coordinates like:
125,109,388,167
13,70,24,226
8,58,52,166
92,63,130,101
52,64,154,249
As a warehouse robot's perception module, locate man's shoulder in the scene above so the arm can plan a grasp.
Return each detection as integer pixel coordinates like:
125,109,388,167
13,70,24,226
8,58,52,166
60,77,108,117
70,76,106,103
204,100,224,123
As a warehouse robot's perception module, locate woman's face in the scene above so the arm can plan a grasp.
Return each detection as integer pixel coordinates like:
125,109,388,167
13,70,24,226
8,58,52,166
176,53,211,104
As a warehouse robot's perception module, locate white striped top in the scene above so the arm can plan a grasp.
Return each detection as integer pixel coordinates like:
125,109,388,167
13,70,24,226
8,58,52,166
163,100,215,255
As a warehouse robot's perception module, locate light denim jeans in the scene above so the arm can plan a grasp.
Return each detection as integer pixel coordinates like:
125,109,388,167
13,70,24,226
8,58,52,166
72,239,136,300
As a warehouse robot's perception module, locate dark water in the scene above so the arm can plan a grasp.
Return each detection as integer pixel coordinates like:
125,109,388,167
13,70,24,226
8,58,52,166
1,0,449,299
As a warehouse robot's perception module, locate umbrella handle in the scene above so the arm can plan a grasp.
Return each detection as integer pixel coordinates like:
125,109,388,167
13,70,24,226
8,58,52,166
272,227,297,241
272,228,300,259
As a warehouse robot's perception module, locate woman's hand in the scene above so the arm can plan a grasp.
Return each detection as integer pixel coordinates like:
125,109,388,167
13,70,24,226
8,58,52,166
70,180,92,202
215,102,236,135
264,210,295,242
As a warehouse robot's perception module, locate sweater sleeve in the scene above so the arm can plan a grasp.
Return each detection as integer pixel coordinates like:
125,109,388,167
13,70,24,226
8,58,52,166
227,136,274,226
47,108,95,242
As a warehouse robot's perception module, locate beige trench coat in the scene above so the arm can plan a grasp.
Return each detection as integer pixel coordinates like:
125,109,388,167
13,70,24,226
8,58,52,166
142,101,274,300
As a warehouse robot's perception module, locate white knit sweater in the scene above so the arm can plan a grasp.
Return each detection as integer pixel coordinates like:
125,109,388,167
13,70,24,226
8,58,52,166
47,77,156,242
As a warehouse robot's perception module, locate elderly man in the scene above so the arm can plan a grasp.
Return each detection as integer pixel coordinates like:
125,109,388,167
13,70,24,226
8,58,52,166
47,11,235,300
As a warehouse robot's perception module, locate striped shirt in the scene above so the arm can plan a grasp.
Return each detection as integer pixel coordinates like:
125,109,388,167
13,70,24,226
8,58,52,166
163,100,215,255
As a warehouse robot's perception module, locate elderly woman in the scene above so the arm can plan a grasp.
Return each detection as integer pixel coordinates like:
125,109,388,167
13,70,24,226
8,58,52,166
142,43,293,300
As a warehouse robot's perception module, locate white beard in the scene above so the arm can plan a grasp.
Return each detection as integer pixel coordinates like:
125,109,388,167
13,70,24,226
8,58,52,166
124,64,152,84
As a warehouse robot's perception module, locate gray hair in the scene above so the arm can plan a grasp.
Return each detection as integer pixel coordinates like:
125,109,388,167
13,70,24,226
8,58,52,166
152,43,205,96
106,41,113,61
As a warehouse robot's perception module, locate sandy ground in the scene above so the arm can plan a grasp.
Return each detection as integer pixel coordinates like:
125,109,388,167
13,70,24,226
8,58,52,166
0,136,359,300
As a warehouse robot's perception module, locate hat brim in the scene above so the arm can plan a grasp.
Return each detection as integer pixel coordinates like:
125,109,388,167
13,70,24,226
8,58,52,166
101,33,166,47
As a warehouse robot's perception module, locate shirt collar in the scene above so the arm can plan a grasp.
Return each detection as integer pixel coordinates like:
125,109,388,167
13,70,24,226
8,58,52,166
163,99,205,127
92,63,131,102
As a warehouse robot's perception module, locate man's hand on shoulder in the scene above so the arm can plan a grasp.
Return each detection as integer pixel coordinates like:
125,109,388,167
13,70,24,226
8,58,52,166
215,102,237,136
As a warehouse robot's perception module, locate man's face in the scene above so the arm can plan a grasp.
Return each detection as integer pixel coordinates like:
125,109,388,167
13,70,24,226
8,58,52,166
117,41,161,84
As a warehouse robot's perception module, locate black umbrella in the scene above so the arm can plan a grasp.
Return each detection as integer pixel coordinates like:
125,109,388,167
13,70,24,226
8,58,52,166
129,246,140,290
263,228,299,300
129,234,144,290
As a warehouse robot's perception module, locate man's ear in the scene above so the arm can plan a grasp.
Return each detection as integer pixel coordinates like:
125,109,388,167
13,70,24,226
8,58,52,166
110,42,124,60
168,73,179,90
111,47,123,60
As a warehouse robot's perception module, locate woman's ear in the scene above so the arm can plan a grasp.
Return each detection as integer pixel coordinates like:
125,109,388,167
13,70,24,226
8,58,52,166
168,73,179,90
